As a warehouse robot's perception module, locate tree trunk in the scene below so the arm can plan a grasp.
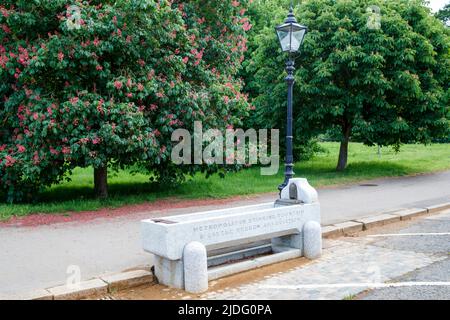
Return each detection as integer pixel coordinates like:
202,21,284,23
336,123,351,172
94,166,108,199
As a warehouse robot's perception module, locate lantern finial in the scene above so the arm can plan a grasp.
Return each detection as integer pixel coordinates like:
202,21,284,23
285,1,298,24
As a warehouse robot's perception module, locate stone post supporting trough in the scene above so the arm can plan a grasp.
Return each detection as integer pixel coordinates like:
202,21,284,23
183,242,208,293
303,221,322,259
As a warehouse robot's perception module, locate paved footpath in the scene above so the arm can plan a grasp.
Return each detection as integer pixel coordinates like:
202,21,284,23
0,171,449,296
204,209,450,300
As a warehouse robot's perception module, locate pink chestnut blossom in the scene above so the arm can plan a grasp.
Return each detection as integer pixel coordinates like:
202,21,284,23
70,96,79,105
49,147,59,155
114,81,123,90
16,144,26,153
58,51,64,62
33,152,40,165
5,155,16,167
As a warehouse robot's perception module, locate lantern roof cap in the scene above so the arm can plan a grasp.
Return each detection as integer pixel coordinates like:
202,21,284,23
285,5,298,24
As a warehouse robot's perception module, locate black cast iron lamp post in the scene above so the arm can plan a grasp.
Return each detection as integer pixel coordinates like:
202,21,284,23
275,3,307,193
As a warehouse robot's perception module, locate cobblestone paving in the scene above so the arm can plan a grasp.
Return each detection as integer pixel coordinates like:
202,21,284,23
203,225,448,300
358,210,450,300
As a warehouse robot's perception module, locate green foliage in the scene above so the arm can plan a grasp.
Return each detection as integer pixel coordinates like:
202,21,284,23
240,0,318,160
0,0,251,202
436,3,450,25
245,0,450,168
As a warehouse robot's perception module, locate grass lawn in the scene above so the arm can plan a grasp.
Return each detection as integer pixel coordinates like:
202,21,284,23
1,142,449,220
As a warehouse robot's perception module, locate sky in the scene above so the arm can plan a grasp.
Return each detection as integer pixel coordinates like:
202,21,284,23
428,0,449,12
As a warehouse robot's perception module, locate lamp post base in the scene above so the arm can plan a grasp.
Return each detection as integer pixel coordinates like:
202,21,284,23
278,179,289,193
278,167,294,194
275,199,303,207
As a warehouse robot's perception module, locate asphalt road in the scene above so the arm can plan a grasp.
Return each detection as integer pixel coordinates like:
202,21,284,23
0,171,449,296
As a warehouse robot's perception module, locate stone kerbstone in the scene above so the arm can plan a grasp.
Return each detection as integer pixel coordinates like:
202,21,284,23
354,214,400,230
322,225,343,238
303,221,322,260
391,208,428,221
333,221,364,234
426,202,450,214
100,270,153,292
0,289,53,300
183,242,208,294
49,279,107,300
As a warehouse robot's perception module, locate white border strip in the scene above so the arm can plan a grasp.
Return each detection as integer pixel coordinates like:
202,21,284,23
260,282,450,290
367,232,450,237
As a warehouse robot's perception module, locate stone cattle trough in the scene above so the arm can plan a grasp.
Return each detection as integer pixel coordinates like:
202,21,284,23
141,179,322,293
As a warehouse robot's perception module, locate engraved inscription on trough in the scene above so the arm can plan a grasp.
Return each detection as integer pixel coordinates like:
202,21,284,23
192,207,305,241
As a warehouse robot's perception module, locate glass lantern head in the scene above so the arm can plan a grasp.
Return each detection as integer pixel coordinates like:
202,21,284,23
276,7,307,53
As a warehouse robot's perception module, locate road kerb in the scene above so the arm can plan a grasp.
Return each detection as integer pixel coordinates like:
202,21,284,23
390,208,428,221
353,214,401,230
322,225,343,238
426,202,450,214
100,269,153,292
49,279,108,300
0,289,53,301
323,201,450,237
334,221,364,235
